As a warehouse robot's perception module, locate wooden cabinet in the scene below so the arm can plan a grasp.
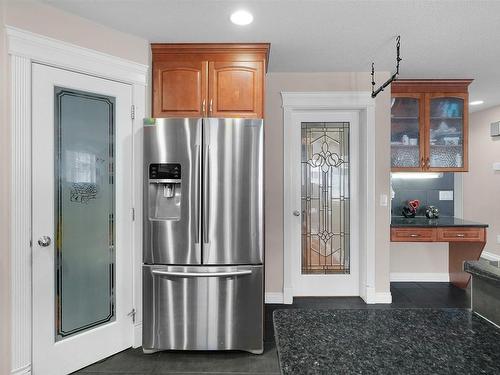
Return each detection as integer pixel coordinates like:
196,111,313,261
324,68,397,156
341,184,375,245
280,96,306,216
391,79,472,172
153,60,208,117
151,44,270,119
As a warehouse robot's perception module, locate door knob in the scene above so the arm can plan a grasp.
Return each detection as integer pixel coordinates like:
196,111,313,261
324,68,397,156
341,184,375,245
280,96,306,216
38,236,51,247
293,210,301,217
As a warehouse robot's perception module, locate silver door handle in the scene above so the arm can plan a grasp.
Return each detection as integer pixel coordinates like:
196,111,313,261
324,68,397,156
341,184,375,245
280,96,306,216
456,233,465,237
38,236,51,247
151,270,252,278
202,99,206,115
209,99,213,114
409,234,420,237
203,145,210,243
195,144,201,244
293,210,301,217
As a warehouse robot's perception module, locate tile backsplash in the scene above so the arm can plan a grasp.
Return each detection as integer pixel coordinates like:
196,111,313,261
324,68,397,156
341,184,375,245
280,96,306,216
391,173,454,217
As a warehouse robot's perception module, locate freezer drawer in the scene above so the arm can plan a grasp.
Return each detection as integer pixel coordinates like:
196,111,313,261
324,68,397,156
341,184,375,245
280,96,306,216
142,265,263,353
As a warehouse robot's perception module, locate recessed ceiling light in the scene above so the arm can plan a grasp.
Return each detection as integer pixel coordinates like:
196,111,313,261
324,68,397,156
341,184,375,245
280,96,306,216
230,10,253,26
470,100,484,106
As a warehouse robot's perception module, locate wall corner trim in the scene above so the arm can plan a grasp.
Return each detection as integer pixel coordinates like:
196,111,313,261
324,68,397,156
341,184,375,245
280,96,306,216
363,288,392,304
6,26,149,86
265,293,284,304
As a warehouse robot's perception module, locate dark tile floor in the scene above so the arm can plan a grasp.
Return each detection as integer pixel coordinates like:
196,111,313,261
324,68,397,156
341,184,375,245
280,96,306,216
75,282,470,375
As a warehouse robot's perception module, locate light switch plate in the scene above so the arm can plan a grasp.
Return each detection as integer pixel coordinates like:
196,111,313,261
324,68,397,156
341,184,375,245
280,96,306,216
493,162,500,171
439,190,454,201
497,235,500,244
380,194,388,207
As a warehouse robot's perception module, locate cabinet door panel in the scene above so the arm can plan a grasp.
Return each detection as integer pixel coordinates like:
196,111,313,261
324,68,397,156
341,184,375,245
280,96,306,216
391,94,425,170
427,94,468,171
153,60,207,117
209,61,263,118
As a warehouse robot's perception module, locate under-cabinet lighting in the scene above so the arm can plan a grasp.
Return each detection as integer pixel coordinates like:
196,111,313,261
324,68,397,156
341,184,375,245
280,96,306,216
391,172,443,180
470,100,484,106
230,10,253,25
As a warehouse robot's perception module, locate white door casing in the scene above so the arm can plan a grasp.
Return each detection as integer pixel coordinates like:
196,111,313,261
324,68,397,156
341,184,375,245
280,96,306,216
282,92,384,304
290,111,360,297
32,63,134,375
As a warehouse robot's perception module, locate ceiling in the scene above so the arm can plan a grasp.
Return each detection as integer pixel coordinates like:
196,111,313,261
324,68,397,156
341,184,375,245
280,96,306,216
42,0,500,111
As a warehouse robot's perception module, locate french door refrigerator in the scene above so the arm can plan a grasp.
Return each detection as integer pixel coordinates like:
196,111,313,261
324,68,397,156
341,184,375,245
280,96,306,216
142,118,264,354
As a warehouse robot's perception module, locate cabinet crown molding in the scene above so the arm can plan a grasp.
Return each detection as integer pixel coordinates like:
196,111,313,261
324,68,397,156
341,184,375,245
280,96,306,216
392,79,473,93
151,43,271,71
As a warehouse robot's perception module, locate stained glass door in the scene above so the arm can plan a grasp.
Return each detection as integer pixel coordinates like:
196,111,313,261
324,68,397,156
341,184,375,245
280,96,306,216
290,113,359,298
301,123,350,274
32,64,134,374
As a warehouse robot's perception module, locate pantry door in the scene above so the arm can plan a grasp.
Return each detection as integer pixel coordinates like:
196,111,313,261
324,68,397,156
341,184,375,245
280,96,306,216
32,63,134,375
289,111,359,297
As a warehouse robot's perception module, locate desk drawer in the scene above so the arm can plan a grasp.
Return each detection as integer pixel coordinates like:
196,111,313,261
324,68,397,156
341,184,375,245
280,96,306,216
391,228,436,242
437,228,485,242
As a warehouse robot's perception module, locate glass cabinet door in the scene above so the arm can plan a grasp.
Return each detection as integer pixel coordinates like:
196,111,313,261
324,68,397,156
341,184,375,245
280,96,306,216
391,95,423,169
428,95,466,169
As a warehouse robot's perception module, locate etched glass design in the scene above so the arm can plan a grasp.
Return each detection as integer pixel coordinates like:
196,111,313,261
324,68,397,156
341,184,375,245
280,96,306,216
391,97,420,168
429,97,464,168
301,123,350,274
54,87,116,340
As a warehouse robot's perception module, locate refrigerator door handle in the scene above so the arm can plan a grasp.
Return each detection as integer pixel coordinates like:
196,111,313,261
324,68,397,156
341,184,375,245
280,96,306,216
203,144,210,244
151,270,252,278
195,144,201,245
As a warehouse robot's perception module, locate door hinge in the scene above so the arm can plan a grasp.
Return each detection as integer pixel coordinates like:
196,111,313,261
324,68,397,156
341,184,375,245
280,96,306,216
131,207,135,221
127,308,136,323
131,104,135,120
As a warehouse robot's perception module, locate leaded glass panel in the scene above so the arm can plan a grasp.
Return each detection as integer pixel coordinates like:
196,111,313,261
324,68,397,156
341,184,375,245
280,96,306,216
301,122,350,274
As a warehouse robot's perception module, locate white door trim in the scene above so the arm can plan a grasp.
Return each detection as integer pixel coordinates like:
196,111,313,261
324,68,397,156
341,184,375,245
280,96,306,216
7,26,148,375
282,91,378,304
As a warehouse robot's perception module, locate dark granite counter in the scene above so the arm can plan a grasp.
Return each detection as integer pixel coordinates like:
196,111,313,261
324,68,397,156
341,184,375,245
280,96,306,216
391,216,488,228
465,260,500,286
273,308,500,375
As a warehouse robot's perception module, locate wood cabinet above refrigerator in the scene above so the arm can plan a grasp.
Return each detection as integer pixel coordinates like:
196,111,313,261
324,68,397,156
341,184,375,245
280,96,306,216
391,79,473,172
151,43,270,118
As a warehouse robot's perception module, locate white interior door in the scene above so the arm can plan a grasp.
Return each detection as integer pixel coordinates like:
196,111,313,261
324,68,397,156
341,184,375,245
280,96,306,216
32,63,134,375
289,111,359,297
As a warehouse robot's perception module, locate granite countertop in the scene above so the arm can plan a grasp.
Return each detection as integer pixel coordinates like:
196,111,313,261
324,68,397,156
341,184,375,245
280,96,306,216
465,260,500,285
391,216,488,228
273,308,500,374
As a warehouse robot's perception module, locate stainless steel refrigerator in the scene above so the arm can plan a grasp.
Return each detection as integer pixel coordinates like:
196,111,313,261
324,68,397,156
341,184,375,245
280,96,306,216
142,118,264,354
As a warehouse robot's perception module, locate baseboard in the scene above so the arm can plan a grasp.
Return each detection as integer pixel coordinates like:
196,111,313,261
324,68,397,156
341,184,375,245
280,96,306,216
363,287,392,304
265,292,284,304
11,364,31,375
390,272,450,282
133,322,142,348
481,251,500,262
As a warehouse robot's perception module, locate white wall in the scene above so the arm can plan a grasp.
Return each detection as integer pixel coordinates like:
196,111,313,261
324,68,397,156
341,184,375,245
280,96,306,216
264,72,392,294
464,105,500,256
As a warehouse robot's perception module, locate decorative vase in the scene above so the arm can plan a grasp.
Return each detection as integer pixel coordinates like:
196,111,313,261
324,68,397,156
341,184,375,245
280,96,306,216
425,206,440,219
402,199,420,218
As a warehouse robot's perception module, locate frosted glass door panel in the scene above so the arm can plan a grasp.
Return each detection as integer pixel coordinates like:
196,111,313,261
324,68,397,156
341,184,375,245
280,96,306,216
429,97,464,168
391,97,421,168
55,87,116,340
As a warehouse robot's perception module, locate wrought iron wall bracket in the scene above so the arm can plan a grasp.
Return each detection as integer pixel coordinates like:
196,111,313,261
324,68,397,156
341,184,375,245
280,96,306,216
371,35,402,98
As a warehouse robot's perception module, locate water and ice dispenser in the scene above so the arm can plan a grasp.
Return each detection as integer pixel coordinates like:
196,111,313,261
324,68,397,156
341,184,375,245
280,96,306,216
148,163,182,220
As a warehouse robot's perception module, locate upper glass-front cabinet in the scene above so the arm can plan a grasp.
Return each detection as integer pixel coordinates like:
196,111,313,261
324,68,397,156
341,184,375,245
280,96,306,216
391,94,423,169
391,80,472,172
428,95,466,169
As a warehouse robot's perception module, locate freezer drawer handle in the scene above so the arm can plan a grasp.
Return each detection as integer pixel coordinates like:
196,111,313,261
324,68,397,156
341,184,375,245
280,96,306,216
151,270,252,278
